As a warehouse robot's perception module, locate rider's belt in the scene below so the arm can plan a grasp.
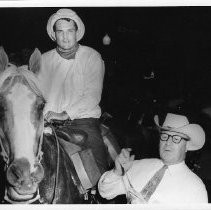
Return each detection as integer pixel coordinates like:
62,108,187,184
70,149,102,191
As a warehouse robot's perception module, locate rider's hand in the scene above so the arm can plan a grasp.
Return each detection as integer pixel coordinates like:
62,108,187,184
45,111,69,122
113,148,135,176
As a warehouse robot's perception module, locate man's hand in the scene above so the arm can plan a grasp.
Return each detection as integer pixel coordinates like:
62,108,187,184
45,111,69,122
113,148,135,176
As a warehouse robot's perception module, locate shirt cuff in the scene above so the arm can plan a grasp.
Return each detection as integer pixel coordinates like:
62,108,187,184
100,169,122,184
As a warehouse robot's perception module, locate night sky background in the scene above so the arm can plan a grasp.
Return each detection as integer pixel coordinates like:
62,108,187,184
0,7,211,117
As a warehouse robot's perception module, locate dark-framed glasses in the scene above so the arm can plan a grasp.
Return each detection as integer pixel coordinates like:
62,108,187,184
160,132,189,144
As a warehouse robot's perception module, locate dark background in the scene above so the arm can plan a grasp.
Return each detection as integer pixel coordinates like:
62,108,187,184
0,7,211,117
1,7,211,201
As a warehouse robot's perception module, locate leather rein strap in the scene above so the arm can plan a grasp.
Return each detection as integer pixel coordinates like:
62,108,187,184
43,123,60,204
50,125,60,204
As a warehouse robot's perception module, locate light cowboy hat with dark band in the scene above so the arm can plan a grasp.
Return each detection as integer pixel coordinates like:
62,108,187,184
154,113,205,151
47,8,85,42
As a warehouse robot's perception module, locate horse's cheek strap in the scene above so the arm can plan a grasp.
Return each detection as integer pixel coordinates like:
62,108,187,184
0,143,9,165
36,122,44,164
0,129,9,166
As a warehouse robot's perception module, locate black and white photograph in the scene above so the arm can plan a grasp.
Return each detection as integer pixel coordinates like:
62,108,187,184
0,1,210,209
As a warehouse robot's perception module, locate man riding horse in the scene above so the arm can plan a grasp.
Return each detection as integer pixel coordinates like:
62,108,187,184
38,8,109,178
0,46,117,204
0,8,120,204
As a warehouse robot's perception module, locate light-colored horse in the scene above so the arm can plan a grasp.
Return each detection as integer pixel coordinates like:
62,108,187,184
0,47,45,202
0,47,120,204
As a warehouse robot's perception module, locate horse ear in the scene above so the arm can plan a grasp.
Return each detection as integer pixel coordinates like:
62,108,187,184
29,48,42,75
0,46,9,73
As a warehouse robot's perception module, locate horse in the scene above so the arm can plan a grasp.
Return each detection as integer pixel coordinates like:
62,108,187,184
0,47,120,204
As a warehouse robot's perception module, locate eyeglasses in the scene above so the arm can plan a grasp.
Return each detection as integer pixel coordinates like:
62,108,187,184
160,132,189,144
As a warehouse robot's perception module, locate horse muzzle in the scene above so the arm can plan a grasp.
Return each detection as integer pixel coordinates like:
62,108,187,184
6,158,44,196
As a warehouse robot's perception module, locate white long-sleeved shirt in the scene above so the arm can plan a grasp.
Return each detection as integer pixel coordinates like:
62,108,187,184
98,158,208,204
38,45,105,120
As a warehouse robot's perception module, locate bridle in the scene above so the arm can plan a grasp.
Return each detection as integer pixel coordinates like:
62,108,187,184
1,121,60,204
0,123,45,204
0,67,62,204
0,68,49,204
0,128,44,167
0,67,45,168
43,121,60,204
0,119,45,204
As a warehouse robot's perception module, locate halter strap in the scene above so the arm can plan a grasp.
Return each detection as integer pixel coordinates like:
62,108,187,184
36,120,44,164
0,65,46,204
0,128,9,166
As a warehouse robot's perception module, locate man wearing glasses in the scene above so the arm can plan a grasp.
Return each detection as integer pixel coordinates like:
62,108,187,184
98,113,208,203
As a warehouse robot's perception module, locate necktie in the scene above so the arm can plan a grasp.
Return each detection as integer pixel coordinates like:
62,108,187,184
124,164,168,203
141,164,168,202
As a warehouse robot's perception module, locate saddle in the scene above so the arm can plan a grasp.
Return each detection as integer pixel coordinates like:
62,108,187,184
44,120,102,193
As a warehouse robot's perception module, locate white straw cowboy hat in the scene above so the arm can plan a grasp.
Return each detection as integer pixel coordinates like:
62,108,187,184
154,113,205,151
47,8,85,42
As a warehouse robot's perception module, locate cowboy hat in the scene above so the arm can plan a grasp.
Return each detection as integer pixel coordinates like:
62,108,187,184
154,113,205,151
47,8,85,42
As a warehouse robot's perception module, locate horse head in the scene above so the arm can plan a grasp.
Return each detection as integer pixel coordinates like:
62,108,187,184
0,47,45,203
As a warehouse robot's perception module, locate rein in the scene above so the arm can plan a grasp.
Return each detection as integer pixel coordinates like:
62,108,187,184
0,67,47,204
46,123,60,204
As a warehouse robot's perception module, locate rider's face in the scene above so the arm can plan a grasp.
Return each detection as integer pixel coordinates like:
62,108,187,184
54,19,77,51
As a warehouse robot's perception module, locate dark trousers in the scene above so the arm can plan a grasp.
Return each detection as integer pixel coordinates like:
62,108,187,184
61,118,109,174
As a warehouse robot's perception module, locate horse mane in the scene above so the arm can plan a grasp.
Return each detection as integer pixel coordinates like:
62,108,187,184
0,64,45,100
